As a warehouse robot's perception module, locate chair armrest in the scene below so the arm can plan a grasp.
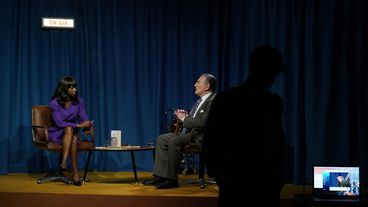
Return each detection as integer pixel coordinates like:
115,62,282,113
82,126,95,142
183,142,202,153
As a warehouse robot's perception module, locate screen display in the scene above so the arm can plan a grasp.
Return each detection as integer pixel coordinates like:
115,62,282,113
313,166,360,197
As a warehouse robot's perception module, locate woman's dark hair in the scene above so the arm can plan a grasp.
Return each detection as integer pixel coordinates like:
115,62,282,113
52,76,79,107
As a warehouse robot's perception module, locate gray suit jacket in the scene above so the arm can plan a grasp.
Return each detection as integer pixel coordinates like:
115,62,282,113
183,93,216,143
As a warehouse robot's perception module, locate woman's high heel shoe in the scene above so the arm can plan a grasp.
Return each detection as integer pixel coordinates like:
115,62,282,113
72,179,82,186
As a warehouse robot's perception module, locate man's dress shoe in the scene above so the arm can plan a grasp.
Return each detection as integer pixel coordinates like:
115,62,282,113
142,176,162,185
155,179,179,189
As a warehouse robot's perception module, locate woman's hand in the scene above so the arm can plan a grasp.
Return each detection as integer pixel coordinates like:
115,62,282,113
77,120,92,128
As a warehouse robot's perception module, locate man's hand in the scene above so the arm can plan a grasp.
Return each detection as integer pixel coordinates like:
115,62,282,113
174,109,188,121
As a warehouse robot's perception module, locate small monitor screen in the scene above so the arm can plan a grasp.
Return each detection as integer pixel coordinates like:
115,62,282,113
313,166,360,197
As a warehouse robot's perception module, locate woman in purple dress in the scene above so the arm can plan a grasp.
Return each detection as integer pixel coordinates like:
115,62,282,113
48,76,92,186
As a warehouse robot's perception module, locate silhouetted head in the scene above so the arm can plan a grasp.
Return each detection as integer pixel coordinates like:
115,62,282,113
248,46,285,88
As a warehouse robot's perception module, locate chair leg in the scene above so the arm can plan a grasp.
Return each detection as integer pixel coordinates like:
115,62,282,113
182,153,198,175
37,152,73,184
37,172,73,184
183,177,216,188
181,153,188,175
182,153,216,188
82,151,93,183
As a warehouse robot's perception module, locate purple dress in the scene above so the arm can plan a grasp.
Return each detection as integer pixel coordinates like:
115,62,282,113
48,97,89,144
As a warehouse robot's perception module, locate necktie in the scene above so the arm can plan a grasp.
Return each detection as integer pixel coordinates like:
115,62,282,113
181,98,201,134
189,98,202,117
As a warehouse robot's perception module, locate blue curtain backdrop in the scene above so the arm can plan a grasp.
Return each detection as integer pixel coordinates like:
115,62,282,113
0,0,367,185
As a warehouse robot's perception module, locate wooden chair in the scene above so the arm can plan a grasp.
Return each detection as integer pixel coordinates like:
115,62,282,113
31,105,95,184
181,142,216,188
169,114,216,188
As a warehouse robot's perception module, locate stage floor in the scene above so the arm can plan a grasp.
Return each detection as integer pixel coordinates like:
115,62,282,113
0,171,219,207
0,171,316,207
0,171,218,196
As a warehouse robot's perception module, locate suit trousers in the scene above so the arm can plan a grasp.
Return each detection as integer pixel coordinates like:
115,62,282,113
153,132,191,180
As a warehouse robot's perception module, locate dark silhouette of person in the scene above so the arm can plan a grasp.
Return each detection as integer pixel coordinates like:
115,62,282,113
203,46,286,207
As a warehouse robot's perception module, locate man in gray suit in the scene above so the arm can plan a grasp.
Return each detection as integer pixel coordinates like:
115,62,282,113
143,73,217,189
